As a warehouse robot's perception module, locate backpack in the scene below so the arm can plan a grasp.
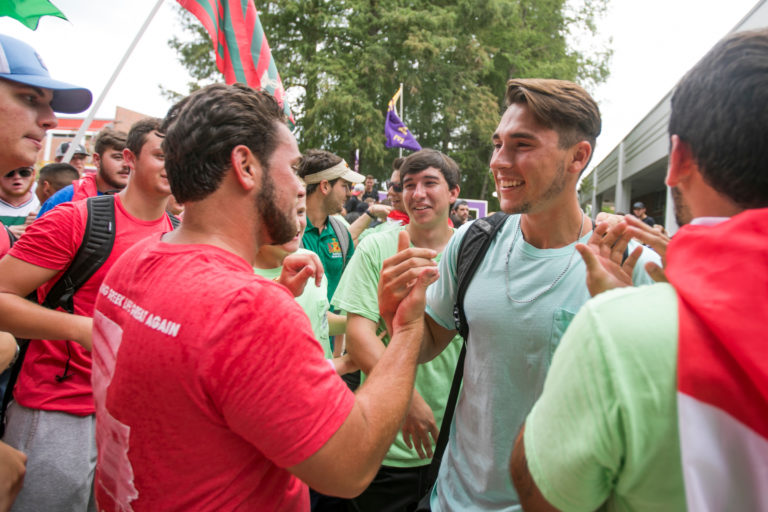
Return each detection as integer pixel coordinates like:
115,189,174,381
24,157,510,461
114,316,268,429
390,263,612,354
299,215,352,269
0,196,179,435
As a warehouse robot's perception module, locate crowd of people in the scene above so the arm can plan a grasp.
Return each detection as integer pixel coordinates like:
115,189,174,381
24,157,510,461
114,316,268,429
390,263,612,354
0,25,765,512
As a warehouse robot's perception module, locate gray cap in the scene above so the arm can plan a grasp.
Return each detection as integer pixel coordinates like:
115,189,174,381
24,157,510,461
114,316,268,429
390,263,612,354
632,201,645,209
56,142,89,158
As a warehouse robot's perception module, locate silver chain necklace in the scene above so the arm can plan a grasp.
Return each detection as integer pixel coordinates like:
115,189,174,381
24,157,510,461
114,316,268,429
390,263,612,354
505,213,585,304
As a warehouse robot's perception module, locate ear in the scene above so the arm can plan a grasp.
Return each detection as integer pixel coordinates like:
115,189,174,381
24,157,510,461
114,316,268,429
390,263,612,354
230,145,259,191
92,152,101,169
666,135,696,187
319,180,331,195
567,141,592,175
122,148,136,170
449,185,460,204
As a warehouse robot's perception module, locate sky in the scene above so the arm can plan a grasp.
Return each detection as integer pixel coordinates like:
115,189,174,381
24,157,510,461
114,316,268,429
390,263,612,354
0,0,760,168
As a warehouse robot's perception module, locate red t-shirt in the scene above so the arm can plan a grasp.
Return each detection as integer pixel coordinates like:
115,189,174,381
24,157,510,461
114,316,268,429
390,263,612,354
0,227,10,258
71,174,99,201
92,238,355,511
9,195,174,415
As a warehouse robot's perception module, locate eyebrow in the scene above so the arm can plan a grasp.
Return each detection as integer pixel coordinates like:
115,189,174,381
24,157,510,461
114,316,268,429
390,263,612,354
493,131,538,141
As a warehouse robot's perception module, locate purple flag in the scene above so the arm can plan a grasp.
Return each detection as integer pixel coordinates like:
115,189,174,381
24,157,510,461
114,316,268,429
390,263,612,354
385,87,422,152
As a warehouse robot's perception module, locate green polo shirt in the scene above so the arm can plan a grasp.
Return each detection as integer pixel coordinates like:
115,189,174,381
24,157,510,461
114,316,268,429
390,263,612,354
302,215,355,303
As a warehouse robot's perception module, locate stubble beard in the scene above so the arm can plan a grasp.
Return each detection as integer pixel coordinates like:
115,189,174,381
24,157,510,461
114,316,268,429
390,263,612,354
258,169,297,245
501,161,566,215
671,186,692,226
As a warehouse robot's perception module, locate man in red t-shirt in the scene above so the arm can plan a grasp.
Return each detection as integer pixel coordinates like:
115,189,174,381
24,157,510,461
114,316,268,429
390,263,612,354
0,33,93,510
0,117,176,511
91,83,437,511
38,128,130,217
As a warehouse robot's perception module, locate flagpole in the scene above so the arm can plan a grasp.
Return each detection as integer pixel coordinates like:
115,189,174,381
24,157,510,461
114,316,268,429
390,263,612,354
398,82,403,158
62,0,165,164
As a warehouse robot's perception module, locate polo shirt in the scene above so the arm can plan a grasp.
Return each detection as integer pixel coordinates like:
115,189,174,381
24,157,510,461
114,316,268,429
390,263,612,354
302,215,355,303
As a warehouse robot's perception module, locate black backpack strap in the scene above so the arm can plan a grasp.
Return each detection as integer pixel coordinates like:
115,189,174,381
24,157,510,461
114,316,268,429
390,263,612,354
167,212,181,230
419,212,510,500
41,195,116,314
3,225,17,248
452,212,509,340
328,215,350,269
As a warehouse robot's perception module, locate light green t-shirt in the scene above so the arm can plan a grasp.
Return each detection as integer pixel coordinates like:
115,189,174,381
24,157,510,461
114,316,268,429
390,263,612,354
254,248,332,359
525,283,685,512
332,227,462,468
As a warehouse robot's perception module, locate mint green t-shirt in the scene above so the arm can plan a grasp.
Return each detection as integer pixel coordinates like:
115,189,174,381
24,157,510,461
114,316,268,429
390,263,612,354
332,227,462,468
525,283,685,512
254,248,333,359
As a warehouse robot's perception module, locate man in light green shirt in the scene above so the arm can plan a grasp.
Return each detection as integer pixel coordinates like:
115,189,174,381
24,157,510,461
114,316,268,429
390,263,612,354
332,149,463,511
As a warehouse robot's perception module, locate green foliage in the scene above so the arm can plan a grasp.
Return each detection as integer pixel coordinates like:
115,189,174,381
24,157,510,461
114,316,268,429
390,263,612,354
166,0,611,206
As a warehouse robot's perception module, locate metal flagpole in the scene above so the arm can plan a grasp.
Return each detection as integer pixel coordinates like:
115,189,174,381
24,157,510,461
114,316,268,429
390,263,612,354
398,82,403,158
62,0,165,164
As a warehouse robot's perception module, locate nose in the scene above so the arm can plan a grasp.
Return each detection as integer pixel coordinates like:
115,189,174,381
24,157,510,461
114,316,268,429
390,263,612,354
39,104,57,130
489,144,512,172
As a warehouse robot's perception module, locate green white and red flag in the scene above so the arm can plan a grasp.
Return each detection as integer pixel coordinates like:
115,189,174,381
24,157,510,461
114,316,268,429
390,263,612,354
177,0,294,126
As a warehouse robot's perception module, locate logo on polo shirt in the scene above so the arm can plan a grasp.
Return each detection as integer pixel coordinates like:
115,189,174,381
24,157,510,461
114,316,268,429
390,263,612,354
328,240,341,257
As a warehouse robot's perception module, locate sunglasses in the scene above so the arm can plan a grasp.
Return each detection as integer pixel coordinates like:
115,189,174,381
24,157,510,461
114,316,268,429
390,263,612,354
387,181,403,192
4,168,33,179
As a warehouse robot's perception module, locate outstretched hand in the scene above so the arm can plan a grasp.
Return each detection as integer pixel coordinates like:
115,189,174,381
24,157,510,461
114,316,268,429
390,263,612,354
576,220,642,297
378,231,438,333
278,252,324,297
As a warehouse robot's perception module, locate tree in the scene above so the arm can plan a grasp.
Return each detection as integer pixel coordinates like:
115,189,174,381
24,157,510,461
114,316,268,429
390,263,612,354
165,0,611,207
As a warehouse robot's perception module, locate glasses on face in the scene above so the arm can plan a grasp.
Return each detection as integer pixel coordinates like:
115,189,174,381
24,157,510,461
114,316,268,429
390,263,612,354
387,181,403,193
4,168,33,179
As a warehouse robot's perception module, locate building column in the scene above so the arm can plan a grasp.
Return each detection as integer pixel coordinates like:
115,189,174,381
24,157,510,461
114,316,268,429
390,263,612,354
615,142,629,213
665,186,679,236
591,172,598,220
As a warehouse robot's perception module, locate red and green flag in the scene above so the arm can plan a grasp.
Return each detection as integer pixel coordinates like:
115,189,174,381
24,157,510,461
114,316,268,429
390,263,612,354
177,0,294,126
0,0,67,30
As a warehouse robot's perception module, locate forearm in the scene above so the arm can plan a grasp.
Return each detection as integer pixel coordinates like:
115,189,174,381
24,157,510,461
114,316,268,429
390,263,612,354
344,321,424,485
0,293,91,349
349,213,374,246
291,320,424,497
328,312,346,336
346,316,386,375
420,314,456,363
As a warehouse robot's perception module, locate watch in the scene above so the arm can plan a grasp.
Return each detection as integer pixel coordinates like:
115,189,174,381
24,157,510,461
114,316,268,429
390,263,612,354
365,210,377,220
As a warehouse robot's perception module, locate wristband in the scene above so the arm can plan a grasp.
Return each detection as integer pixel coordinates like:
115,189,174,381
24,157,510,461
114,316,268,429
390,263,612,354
366,210,376,220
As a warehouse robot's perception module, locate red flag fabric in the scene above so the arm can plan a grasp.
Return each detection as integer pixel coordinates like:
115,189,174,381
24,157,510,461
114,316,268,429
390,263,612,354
177,0,293,125
666,208,768,511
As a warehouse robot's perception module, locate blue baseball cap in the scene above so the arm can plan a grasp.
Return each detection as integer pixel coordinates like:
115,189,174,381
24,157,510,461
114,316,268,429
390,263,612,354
0,34,92,114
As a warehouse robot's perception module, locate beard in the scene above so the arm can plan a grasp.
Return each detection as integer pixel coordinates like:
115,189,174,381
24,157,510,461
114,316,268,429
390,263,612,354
671,186,692,226
257,168,297,245
100,169,128,190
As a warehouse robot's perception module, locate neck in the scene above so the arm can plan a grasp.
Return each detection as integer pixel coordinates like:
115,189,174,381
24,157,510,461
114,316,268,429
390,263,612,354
406,218,453,252
162,182,262,265
0,191,31,207
253,245,286,269
119,183,169,222
306,193,328,230
519,198,586,249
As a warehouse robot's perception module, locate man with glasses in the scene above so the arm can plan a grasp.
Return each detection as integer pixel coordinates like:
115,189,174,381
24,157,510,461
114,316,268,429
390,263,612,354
0,167,38,237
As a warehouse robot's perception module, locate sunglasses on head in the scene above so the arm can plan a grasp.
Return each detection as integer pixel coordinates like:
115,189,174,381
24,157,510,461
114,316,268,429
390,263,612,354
4,168,33,179
387,181,403,192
